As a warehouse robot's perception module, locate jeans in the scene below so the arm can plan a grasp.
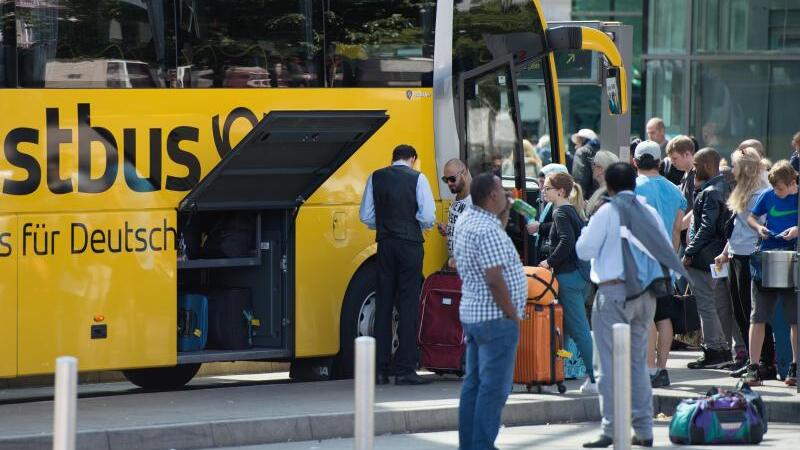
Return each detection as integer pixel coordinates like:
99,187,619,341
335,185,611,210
686,267,730,350
459,318,519,450
556,270,595,381
592,284,656,440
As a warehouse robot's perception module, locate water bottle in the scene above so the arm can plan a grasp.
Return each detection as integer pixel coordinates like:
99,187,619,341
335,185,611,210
511,198,537,223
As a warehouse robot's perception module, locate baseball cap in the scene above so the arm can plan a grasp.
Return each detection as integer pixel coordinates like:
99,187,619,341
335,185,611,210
634,140,661,160
572,129,598,142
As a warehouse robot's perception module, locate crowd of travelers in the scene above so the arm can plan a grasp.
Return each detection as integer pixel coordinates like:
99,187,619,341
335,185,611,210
360,125,800,449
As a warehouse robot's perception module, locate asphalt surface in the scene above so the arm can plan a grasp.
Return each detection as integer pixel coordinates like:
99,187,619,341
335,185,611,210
0,352,797,450
205,422,800,450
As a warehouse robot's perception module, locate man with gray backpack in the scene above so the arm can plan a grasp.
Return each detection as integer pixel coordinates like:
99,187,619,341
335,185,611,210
577,163,689,448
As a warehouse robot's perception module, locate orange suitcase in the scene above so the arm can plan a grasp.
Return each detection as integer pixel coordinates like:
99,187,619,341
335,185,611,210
514,302,567,394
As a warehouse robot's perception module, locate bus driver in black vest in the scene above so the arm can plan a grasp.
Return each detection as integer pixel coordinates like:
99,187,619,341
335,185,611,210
360,144,436,385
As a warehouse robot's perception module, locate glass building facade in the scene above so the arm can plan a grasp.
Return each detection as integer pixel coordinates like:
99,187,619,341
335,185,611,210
644,0,800,160
544,0,800,161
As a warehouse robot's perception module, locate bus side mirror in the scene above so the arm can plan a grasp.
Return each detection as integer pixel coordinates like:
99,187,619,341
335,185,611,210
605,66,622,115
605,66,624,115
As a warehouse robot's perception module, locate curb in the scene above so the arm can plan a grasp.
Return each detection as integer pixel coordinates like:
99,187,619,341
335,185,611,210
0,394,796,450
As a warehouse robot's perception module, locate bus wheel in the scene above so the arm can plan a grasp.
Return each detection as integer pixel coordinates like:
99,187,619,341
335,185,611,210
122,363,201,390
333,262,399,379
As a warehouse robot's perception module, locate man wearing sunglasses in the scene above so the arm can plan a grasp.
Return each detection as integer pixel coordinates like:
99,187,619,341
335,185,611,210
437,159,472,269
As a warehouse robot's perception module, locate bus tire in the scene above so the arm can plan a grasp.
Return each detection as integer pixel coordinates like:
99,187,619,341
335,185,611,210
333,261,377,379
122,363,201,390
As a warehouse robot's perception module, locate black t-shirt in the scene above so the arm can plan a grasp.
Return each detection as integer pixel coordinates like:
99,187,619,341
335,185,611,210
659,157,685,186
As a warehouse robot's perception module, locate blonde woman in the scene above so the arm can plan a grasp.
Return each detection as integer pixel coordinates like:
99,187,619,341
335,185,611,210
501,139,542,179
586,150,620,217
714,147,774,378
569,183,587,221
539,172,596,393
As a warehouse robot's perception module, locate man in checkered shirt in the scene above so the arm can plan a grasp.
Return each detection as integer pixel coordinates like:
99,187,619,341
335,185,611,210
453,173,527,450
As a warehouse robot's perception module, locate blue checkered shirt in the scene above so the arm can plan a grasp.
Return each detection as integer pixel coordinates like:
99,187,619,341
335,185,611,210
453,205,527,324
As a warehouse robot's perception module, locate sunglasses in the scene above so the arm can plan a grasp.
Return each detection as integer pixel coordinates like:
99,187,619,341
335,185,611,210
441,169,465,183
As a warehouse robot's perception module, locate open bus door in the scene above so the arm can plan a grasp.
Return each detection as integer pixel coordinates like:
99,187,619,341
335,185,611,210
458,55,531,261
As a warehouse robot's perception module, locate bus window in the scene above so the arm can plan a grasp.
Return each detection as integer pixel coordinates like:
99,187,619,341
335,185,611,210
1,0,12,87
452,0,546,81
175,0,324,88
323,0,435,88
16,0,168,88
516,58,552,173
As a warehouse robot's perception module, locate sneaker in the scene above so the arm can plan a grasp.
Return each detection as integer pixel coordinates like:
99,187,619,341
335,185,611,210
730,359,750,378
740,364,762,386
688,347,732,369
631,435,654,447
725,352,749,372
651,368,670,388
580,378,598,394
759,363,778,381
785,362,797,387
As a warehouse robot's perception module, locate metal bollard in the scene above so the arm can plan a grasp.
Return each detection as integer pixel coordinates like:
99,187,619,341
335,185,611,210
354,337,375,450
613,324,631,450
53,356,78,450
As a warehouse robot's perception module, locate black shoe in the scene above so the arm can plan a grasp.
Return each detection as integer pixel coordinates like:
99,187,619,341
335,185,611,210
724,356,748,372
583,435,613,448
785,362,797,387
376,373,391,385
651,369,670,388
671,340,691,351
759,363,777,381
632,436,653,447
730,359,751,378
395,372,431,385
688,347,732,369
740,364,762,386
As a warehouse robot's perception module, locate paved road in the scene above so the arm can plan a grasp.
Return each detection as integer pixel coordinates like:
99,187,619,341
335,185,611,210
206,422,800,450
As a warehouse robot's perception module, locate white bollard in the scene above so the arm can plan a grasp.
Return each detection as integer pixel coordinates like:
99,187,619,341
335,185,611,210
53,356,78,450
354,337,375,450
613,324,631,450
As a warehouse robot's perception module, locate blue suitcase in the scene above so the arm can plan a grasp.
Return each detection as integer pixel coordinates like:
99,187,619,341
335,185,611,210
178,293,208,352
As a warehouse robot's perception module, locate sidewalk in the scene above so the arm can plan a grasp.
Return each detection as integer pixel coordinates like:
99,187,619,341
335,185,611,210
0,352,797,450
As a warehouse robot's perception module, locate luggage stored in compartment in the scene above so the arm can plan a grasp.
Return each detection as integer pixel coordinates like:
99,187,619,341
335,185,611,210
417,271,464,375
207,288,257,350
178,293,209,352
514,302,567,393
182,212,258,260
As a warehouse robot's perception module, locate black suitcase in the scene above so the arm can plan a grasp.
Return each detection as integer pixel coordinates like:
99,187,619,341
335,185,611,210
207,288,255,349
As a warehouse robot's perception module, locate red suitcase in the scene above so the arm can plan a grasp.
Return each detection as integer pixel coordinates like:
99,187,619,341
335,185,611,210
417,271,465,375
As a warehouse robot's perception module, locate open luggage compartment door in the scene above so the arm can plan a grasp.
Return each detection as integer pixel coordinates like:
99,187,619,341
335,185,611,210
180,110,389,212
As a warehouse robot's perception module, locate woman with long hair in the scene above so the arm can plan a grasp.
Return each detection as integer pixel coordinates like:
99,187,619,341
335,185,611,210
715,147,776,377
538,172,596,393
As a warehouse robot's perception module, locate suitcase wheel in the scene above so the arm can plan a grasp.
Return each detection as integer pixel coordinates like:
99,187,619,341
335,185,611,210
526,384,543,394
557,382,567,394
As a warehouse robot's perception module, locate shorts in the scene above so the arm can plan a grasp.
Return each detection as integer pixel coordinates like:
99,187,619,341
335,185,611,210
750,284,798,325
654,294,674,323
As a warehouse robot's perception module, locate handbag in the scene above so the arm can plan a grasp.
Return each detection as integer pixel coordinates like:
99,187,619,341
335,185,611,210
669,386,766,445
671,284,701,335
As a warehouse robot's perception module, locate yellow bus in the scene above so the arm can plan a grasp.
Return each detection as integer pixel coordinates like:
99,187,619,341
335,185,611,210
0,0,626,388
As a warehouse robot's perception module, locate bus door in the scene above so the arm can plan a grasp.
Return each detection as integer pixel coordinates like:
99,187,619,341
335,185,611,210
458,56,530,261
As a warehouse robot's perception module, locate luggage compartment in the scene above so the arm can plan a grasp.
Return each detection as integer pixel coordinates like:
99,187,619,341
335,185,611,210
173,110,389,365
176,209,292,363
